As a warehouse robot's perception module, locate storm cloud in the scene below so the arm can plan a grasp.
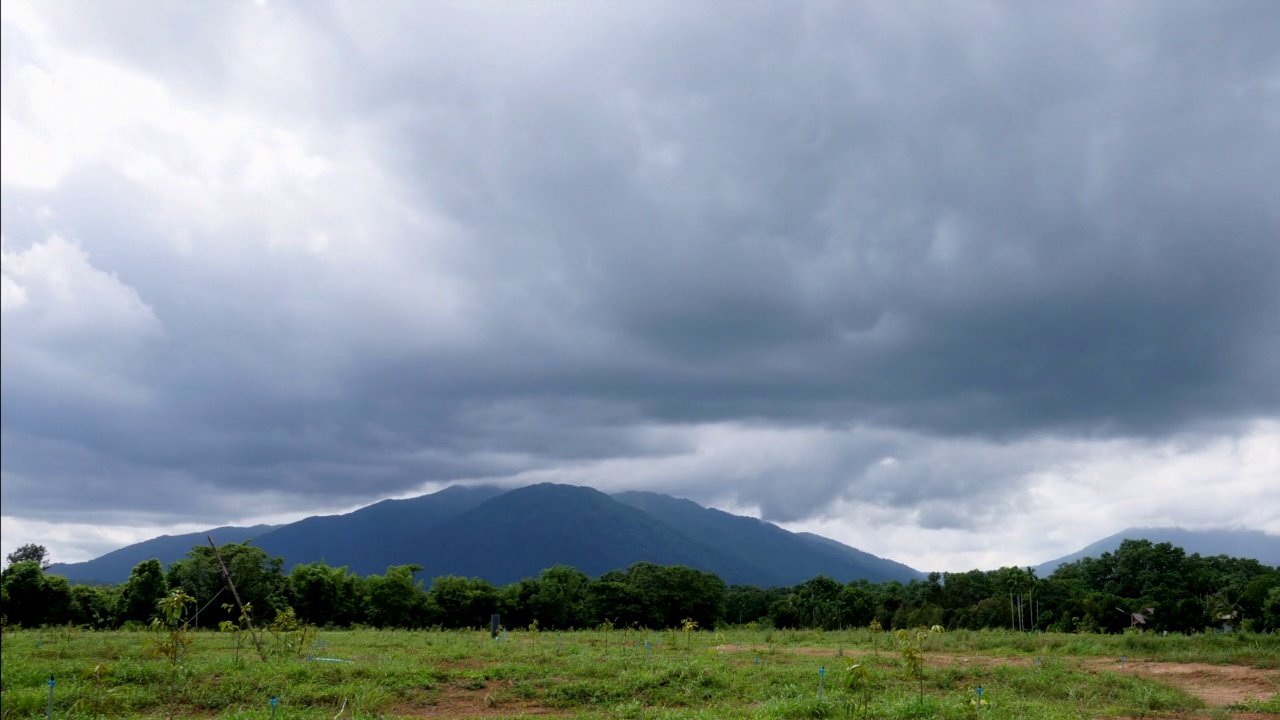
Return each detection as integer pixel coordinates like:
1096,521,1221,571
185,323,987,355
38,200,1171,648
3,0,1278,569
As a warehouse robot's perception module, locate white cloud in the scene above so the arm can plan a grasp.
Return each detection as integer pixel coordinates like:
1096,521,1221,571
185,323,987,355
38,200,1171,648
785,420,1280,571
1,234,157,333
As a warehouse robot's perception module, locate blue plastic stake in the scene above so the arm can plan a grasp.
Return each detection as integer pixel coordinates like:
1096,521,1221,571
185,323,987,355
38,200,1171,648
976,686,984,714
1036,656,1042,668
46,676,55,720
755,656,760,667
270,696,279,719
645,641,651,663
818,667,825,699
1120,656,1126,668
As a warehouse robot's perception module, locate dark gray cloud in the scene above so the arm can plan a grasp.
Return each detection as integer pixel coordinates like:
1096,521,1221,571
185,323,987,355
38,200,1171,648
3,1,1278,556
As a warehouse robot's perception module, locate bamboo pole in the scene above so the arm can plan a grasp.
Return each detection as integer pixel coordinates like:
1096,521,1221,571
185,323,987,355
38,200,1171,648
207,536,267,662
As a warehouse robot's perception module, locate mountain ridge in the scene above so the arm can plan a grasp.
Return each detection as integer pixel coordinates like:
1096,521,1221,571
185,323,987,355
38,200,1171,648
45,524,280,584
41,484,922,586
47,489,1276,587
1037,527,1280,575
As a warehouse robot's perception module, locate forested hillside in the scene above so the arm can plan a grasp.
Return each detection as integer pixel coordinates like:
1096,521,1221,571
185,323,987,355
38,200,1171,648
3,539,1277,635
42,484,922,586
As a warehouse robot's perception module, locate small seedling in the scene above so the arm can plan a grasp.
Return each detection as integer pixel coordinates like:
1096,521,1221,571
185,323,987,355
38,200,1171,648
896,625,943,711
681,618,699,650
845,662,872,719
148,590,195,712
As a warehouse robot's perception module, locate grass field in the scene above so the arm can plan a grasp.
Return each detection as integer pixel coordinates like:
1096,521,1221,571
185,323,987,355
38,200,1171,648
2,626,1277,719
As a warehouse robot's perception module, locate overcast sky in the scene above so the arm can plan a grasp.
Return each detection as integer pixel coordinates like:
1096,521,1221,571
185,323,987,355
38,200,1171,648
3,0,1278,573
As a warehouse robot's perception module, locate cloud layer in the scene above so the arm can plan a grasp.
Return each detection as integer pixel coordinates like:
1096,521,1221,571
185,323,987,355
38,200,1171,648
3,1,1278,569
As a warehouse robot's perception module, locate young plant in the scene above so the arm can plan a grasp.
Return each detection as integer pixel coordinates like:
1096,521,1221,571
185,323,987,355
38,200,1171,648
681,617,699,649
598,617,614,652
218,600,254,665
896,625,943,713
844,662,873,719
70,664,118,719
266,607,317,661
148,589,195,713
868,619,883,656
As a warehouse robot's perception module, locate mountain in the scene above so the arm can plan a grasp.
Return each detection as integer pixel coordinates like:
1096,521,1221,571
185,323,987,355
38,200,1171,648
396,484,767,584
46,524,279,584
1037,527,1280,575
613,491,923,585
793,532,924,582
42,483,923,586
253,484,506,573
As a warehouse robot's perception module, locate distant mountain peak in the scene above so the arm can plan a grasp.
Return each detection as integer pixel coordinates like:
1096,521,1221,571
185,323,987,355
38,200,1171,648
43,484,923,586
1037,526,1280,575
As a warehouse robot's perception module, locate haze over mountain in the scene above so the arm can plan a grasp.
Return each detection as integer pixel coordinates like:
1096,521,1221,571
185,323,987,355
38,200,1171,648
1036,527,1280,575
43,484,922,586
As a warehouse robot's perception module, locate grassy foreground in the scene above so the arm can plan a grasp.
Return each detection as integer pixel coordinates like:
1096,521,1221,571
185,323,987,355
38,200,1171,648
2,626,1277,719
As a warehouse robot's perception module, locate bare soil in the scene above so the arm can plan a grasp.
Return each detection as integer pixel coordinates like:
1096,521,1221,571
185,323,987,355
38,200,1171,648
1096,658,1278,708
387,680,569,718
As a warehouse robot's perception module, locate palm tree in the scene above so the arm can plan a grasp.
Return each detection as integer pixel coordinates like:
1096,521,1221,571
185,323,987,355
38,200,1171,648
1206,589,1241,631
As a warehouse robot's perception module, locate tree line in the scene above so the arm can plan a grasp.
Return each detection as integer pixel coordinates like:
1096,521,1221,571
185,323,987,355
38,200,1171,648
3,539,1278,634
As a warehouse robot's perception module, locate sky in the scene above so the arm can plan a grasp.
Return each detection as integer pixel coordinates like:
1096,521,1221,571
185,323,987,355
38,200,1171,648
2,0,1278,573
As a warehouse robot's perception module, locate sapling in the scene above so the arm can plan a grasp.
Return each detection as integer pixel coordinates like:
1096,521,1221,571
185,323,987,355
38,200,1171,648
598,618,614,653
71,664,117,719
868,619,883,656
266,607,317,661
218,600,254,665
896,625,943,713
681,618,698,650
148,589,195,715
845,662,872,720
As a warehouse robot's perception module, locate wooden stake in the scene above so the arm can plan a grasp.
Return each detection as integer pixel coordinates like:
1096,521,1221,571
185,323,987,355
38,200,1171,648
207,536,267,662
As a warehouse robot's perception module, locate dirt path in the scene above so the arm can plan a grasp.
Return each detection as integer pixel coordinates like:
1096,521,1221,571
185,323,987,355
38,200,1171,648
712,645,1280,707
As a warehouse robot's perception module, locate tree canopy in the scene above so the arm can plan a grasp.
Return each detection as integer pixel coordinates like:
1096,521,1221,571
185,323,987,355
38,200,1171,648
2,538,1276,634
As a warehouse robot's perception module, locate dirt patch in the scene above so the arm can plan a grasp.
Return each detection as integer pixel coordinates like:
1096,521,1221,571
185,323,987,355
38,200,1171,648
387,681,570,719
909,653,1278,707
1087,659,1279,707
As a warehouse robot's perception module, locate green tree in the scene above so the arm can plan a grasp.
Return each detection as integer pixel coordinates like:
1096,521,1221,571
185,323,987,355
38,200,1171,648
1262,586,1280,631
167,542,287,628
6,543,51,569
585,574,645,627
793,575,844,630
115,559,169,625
68,584,115,628
288,561,359,627
528,565,590,630
1,561,50,626
366,565,428,628
726,584,776,625
620,563,726,629
42,574,74,625
428,575,497,629
838,583,876,628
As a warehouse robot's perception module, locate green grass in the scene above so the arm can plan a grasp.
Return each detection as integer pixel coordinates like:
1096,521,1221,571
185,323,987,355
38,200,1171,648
1,627,1275,718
